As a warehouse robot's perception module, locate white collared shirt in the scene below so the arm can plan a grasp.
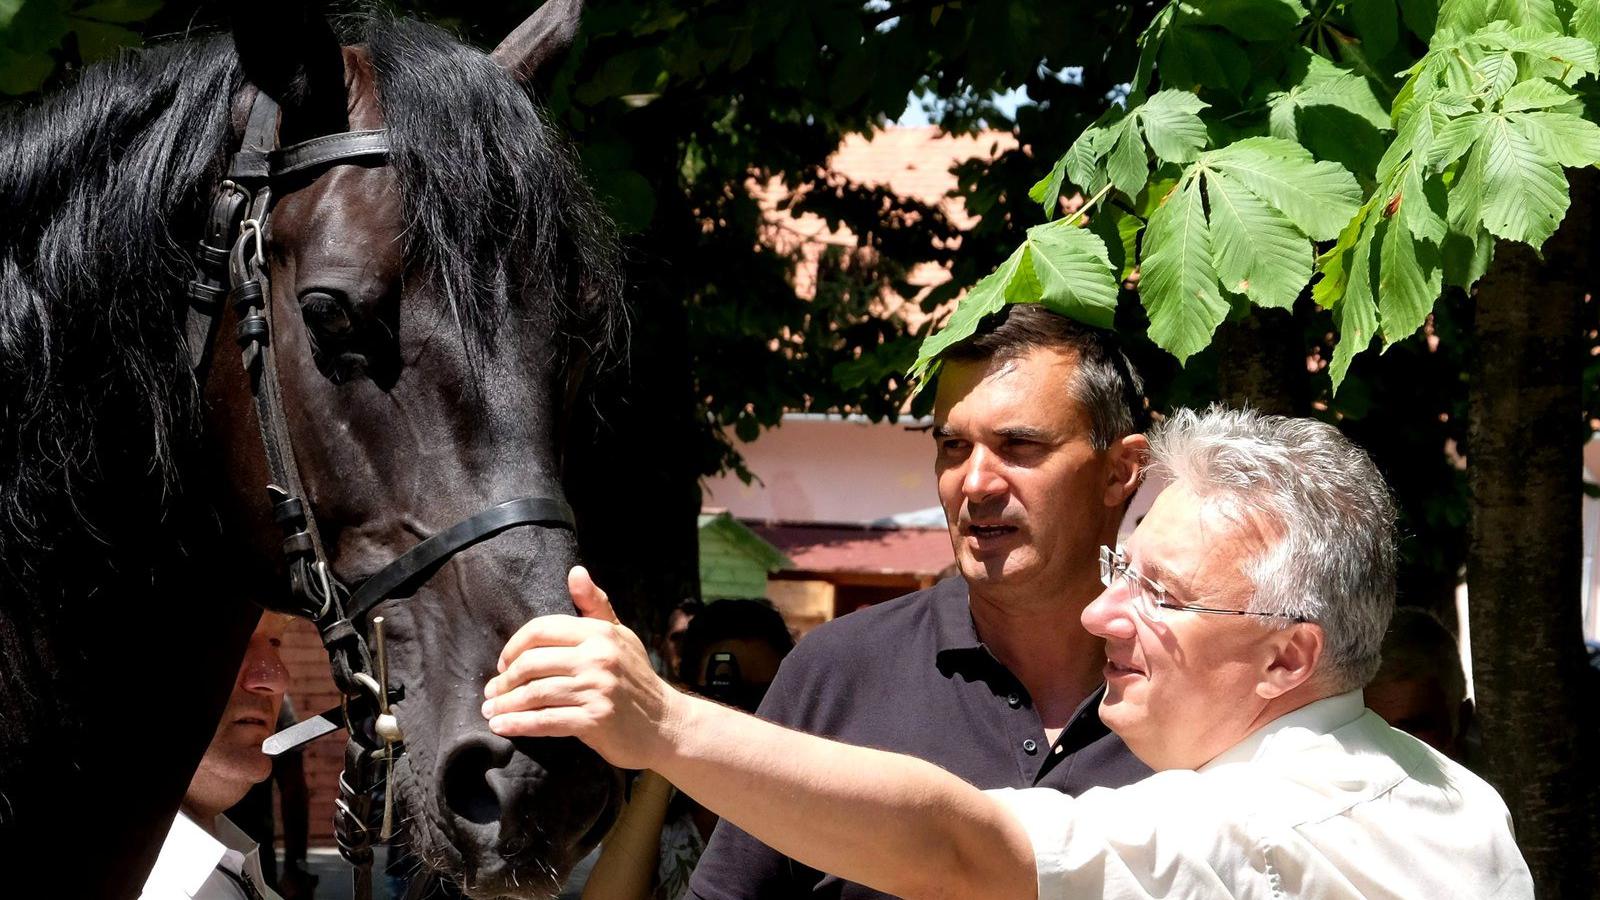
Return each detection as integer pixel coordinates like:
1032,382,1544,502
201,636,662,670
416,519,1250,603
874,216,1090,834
988,691,1533,899
139,811,283,900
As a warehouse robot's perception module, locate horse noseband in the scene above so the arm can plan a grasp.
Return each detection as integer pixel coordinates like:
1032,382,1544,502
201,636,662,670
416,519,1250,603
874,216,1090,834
184,86,578,897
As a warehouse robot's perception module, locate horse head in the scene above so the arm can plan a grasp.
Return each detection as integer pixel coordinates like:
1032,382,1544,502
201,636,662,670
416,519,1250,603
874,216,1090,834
206,3,624,892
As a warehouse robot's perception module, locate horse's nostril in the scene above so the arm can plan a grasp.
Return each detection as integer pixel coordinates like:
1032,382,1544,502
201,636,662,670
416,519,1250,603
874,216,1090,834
441,733,516,826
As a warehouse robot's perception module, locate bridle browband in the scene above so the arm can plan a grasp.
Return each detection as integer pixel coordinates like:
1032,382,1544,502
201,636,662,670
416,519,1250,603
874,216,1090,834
185,86,577,898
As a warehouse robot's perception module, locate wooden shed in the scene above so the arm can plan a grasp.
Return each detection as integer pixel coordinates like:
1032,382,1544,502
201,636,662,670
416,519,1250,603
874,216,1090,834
698,511,793,600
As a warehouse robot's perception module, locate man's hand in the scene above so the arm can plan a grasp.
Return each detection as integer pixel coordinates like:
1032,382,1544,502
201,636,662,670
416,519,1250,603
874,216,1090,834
482,566,684,771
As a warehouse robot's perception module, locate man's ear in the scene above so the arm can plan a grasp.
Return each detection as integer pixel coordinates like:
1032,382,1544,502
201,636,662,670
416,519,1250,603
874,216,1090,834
1258,622,1324,700
1104,433,1148,508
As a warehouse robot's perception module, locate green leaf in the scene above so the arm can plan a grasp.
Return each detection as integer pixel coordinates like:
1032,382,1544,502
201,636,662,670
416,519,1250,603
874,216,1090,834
1136,89,1210,164
1499,77,1577,112
1132,3,1176,97
1106,118,1150,197
1428,111,1486,172
1441,225,1496,287
1267,49,1391,141
1204,136,1363,239
1574,0,1600,47
1193,0,1309,41
1065,125,1109,192
1492,0,1563,32
1029,155,1071,216
1115,213,1146,281
1380,93,1443,182
1026,221,1120,329
1377,216,1443,345
64,18,140,62
74,0,163,24
1446,136,1489,231
1139,175,1227,364
1475,52,1518,104
1400,0,1439,41
1350,0,1399,59
0,0,21,29
1087,206,1138,281
1313,197,1376,308
1005,245,1045,305
1478,113,1570,246
1466,24,1599,74
1331,289,1379,392
1508,110,1600,167
910,246,1020,380
1329,214,1380,390
1159,20,1250,92
0,48,54,95
1205,169,1312,309
1400,162,1449,243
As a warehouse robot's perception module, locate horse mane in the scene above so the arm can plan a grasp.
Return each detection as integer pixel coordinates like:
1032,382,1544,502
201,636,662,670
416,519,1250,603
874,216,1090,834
0,15,624,794
361,16,627,373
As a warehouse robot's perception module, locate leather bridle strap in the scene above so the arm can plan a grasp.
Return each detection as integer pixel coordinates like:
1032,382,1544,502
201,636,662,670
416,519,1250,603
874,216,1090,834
269,129,389,179
345,496,577,622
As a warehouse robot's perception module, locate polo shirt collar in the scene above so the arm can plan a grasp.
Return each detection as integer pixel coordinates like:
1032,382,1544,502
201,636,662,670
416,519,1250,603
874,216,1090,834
928,577,986,654
1199,690,1367,772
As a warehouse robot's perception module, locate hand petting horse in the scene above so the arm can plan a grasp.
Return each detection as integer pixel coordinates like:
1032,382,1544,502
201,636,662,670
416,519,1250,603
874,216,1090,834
0,1,626,895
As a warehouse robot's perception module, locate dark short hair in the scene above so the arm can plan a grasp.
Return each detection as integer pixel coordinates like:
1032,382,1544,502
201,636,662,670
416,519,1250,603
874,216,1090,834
1374,607,1466,707
940,304,1149,449
676,599,795,685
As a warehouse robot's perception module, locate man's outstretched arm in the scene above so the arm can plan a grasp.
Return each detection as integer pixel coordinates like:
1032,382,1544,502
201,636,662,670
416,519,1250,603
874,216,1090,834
481,567,1038,900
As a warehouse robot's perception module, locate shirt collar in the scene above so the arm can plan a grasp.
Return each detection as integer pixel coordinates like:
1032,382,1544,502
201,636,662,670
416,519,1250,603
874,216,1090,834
928,577,985,654
1199,690,1367,772
142,812,262,898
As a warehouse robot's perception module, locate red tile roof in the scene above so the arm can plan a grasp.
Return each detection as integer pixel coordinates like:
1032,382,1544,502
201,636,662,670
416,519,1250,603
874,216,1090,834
746,521,956,577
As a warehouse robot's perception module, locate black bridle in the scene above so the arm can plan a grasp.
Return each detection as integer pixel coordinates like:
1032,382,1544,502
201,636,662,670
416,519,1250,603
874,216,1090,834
185,86,577,898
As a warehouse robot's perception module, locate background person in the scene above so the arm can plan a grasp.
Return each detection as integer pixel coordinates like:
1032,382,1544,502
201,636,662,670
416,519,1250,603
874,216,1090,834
485,408,1531,899
583,599,794,900
1364,606,1473,761
689,304,1151,899
653,599,704,681
141,613,293,900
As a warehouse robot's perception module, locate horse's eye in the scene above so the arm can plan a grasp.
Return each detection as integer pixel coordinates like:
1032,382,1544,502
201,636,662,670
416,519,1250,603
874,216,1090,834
299,290,355,338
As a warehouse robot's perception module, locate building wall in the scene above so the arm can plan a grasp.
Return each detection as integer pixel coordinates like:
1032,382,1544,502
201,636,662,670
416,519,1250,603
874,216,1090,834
280,618,345,845
703,415,941,526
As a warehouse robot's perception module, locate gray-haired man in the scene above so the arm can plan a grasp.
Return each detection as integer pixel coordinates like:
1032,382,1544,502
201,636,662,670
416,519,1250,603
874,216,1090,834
485,407,1532,899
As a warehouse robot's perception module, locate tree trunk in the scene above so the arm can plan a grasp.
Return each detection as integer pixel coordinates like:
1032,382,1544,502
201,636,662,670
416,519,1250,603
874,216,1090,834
1467,167,1600,898
1213,304,1310,416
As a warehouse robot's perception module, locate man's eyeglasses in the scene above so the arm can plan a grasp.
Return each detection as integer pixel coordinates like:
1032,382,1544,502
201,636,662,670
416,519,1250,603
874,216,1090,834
1098,545,1308,623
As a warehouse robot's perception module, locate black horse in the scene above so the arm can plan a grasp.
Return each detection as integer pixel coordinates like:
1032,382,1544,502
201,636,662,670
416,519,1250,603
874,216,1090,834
0,3,626,895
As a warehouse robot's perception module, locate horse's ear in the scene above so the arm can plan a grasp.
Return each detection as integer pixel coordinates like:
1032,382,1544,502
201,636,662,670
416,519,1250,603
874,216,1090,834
491,0,585,84
231,3,349,144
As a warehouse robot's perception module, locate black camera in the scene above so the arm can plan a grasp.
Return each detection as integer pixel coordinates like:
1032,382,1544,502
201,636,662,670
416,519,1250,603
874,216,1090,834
701,651,768,712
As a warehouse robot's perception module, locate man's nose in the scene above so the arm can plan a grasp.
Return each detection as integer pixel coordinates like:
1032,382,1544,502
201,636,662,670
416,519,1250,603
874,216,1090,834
240,640,291,695
960,445,1007,501
1082,582,1138,640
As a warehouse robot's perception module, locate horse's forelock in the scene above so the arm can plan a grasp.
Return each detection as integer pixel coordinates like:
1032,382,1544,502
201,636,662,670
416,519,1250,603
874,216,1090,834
360,16,626,379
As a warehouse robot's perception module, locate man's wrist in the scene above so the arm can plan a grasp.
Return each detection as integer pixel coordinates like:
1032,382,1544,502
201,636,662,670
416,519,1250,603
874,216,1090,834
654,687,706,773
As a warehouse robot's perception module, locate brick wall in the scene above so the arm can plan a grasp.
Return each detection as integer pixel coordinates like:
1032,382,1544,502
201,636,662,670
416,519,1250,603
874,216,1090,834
281,617,345,845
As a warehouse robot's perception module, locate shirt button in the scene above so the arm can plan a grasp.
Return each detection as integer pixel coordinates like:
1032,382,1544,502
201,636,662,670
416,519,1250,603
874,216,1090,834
1022,738,1038,754
1006,693,1021,708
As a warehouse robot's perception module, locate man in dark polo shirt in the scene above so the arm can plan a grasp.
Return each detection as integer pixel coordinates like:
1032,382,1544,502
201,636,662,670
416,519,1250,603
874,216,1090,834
688,304,1153,899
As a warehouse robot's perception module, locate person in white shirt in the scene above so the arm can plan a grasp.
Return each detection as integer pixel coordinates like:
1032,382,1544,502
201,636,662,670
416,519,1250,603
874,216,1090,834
482,406,1534,899
141,612,293,900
